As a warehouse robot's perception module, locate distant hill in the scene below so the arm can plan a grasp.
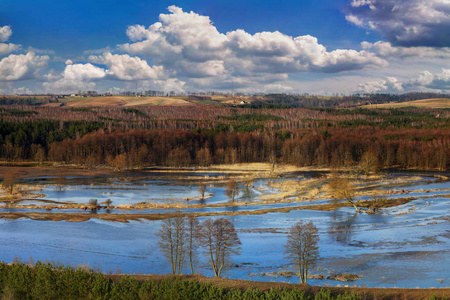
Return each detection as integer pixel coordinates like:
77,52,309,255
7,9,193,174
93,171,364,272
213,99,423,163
54,95,249,107
361,98,450,109
60,96,194,107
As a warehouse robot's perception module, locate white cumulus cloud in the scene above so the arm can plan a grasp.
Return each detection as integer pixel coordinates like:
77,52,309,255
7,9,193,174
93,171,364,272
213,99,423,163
118,6,388,91
43,63,106,93
0,26,21,57
361,41,450,58
346,0,450,47
0,26,12,43
12,87,33,95
357,76,404,93
0,52,49,81
0,43,20,57
405,68,450,90
356,69,450,93
88,52,164,80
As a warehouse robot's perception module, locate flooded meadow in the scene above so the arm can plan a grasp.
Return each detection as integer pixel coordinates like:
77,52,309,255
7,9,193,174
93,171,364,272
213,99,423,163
0,169,448,288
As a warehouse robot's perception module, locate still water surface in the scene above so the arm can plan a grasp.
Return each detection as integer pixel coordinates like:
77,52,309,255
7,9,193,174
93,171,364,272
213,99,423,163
0,172,448,288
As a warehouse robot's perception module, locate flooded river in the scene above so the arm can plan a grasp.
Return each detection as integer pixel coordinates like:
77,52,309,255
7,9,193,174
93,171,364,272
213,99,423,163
0,171,448,288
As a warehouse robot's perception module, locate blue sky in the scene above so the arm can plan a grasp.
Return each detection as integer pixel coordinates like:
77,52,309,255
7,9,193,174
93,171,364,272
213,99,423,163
0,0,448,95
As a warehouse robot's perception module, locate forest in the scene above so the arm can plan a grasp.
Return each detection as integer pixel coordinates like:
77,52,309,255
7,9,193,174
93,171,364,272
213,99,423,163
0,103,448,171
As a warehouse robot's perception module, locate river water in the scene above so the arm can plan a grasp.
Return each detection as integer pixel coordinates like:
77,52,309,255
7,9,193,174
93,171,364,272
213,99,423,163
0,172,448,288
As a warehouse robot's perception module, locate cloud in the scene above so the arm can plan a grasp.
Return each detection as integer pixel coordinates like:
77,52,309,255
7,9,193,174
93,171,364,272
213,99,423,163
405,68,450,90
361,41,450,58
44,53,168,93
357,76,404,93
346,0,450,47
0,26,12,42
263,83,294,93
0,52,49,81
0,43,20,56
12,86,33,95
118,5,387,89
44,69,62,82
62,63,106,81
27,47,55,55
88,52,164,80
226,31,387,73
356,69,449,93
141,78,186,93
43,63,106,93
0,26,21,56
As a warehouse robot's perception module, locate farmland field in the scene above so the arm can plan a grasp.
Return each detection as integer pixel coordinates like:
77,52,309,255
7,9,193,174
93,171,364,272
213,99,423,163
362,98,450,109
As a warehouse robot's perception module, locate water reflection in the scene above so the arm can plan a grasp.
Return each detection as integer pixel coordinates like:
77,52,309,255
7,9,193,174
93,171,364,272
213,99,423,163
328,211,357,244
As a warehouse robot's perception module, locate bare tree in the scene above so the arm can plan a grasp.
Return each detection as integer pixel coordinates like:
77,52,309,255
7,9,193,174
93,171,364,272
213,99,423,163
112,154,127,171
55,173,65,191
186,216,199,274
2,171,17,194
156,216,186,275
359,150,380,176
198,183,207,200
88,198,98,210
328,175,359,212
197,218,241,278
104,199,113,209
284,220,319,284
225,178,239,202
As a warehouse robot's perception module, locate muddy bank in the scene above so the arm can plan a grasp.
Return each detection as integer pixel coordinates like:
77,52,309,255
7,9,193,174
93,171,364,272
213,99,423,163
0,202,349,222
0,195,422,222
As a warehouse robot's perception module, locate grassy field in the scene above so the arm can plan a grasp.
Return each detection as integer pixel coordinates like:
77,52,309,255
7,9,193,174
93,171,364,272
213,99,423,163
56,95,253,107
60,96,194,107
361,98,450,109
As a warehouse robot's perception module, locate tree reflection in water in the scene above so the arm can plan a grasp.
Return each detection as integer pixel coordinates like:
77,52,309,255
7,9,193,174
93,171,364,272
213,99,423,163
328,211,357,244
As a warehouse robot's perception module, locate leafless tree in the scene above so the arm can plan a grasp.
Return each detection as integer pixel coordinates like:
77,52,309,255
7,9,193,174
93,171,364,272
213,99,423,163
198,183,207,200
328,175,359,212
186,216,199,274
156,216,186,275
112,154,127,171
226,178,239,202
284,220,319,284
104,199,113,209
359,150,380,175
197,218,241,278
55,173,65,191
2,171,17,194
88,198,98,210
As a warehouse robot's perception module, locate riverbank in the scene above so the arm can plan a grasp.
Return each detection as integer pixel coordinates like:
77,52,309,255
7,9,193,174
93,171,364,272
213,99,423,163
0,261,448,299
111,274,450,300
1,162,449,222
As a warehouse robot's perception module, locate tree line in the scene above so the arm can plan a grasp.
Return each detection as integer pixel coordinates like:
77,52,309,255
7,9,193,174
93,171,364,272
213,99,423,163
0,105,448,171
43,128,448,171
258,92,449,108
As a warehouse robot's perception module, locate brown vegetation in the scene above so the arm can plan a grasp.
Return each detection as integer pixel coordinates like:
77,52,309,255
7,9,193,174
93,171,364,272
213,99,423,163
362,98,450,109
108,274,450,300
64,96,194,107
